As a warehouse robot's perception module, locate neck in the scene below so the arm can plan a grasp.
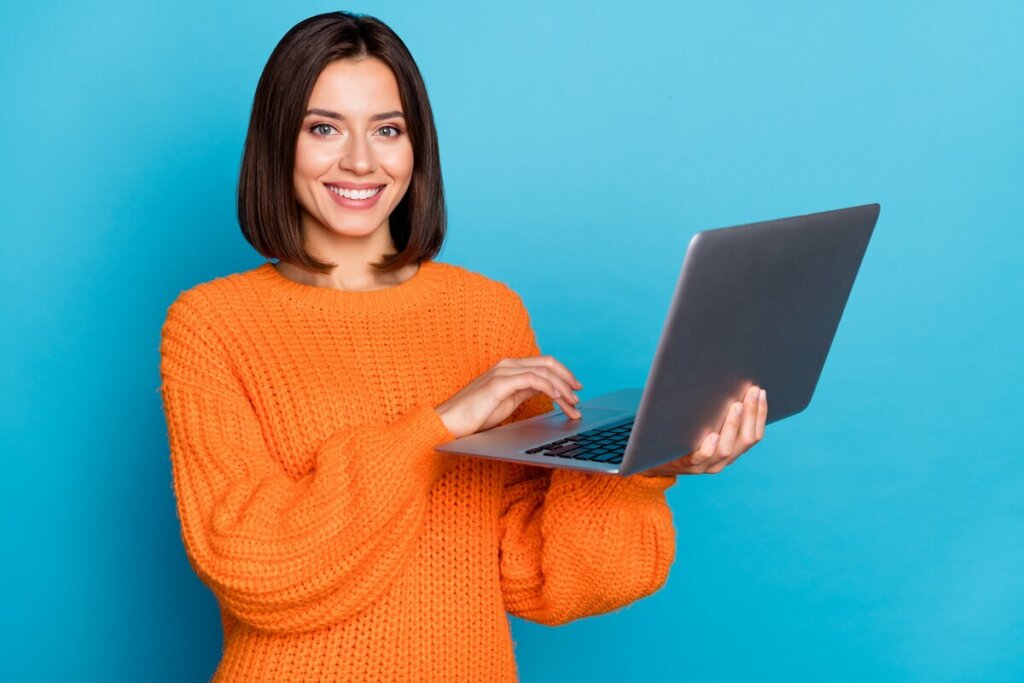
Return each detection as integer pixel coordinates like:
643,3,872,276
280,217,418,292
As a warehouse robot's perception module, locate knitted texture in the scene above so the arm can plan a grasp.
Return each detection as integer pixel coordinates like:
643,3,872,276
158,260,678,682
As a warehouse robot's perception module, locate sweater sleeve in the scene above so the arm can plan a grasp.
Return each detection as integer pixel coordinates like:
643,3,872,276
496,291,678,626
158,294,457,634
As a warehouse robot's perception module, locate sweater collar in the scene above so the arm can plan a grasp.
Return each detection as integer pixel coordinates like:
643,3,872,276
249,260,445,314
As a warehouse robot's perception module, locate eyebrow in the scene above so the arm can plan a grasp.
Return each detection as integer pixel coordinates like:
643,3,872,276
305,108,405,122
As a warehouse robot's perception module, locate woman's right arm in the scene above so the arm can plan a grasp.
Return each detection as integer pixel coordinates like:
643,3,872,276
159,293,457,635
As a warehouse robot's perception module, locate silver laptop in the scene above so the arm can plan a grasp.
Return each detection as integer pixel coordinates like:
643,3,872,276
436,203,881,475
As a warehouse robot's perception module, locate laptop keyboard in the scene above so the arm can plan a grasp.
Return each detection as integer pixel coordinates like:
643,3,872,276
524,417,634,464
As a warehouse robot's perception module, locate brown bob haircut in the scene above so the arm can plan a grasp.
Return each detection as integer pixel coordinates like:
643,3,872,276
237,11,446,274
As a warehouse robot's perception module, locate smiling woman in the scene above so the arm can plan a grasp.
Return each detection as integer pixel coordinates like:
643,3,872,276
159,10,687,683
290,58,415,283
237,12,445,280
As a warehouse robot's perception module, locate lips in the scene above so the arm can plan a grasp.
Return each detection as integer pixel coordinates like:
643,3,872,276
326,184,383,200
325,181,386,190
323,182,385,210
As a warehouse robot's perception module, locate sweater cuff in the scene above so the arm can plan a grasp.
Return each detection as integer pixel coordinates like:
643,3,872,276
621,472,677,491
317,403,459,488
426,405,458,445
421,404,459,481
550,468,676,505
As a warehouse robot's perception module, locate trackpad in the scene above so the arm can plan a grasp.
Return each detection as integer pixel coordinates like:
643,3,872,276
529,407,625,431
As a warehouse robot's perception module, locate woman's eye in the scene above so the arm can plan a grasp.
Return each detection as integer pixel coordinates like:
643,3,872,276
311,123,336,136
378,125,402,138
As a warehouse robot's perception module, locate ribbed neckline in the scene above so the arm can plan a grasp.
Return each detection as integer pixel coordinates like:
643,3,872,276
248,260,446,314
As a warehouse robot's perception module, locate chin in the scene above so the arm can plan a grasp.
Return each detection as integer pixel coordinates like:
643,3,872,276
325,220,384,238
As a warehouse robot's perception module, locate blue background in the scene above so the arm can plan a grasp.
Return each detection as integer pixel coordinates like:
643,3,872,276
2,1,1021,681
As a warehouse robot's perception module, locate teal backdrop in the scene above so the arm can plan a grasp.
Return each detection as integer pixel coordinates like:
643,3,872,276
2,1,1022,681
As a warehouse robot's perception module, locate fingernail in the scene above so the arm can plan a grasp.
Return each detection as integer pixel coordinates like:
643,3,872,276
760,389,766,402
708,433,719,445
732,403,742,416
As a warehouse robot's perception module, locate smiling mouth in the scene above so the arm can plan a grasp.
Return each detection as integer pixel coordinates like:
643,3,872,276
325,184,385,200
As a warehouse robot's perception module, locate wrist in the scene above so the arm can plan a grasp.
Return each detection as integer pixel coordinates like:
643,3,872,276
434,403,464,440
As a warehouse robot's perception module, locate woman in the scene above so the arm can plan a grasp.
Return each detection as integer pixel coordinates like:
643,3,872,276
159,11,767,682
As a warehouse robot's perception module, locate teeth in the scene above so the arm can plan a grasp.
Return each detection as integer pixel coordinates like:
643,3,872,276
328,185,382,200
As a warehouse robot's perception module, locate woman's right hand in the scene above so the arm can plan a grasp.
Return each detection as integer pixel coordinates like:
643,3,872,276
435,356,583,439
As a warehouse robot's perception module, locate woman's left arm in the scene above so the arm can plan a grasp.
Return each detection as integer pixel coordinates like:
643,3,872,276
493,286,767,624
494,290,678,625
499,458,677,626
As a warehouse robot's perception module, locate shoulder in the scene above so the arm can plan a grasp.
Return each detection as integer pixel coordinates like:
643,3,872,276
430,260,529,316
430,261,538,356
161,264,264,335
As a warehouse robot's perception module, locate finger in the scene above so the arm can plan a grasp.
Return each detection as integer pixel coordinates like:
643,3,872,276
712,401,744,467
705,460,728,474
497,369,581,419
739,385,760,447
701,431,733,473
509,356,583,394
659,431,720,474
511,355,583,390
717,387,765,470
495,372,579,418
755,388,767,441
495,366,581,413
715,390,760,471
688,430,721,470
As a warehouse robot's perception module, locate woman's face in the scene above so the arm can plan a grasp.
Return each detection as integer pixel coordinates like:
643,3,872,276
293,58,413,243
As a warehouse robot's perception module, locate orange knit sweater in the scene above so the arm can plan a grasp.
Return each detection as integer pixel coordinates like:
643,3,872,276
158,259,677,682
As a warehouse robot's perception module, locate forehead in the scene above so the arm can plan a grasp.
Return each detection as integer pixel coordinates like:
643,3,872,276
307,58,402,114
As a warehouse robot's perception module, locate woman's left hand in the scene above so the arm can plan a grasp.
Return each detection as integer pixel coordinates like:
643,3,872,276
639,385,767,477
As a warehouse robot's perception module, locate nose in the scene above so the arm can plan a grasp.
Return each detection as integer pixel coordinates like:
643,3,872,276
338,132,376,175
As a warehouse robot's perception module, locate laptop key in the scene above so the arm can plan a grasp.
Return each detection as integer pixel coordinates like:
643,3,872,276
592,451,623,463
526,417,635,461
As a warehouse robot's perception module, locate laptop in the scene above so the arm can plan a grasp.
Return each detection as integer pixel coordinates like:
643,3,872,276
436,203,881,476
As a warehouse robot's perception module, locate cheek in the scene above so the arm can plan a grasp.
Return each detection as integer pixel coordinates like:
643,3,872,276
380,143,414,183
294,139,336,180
